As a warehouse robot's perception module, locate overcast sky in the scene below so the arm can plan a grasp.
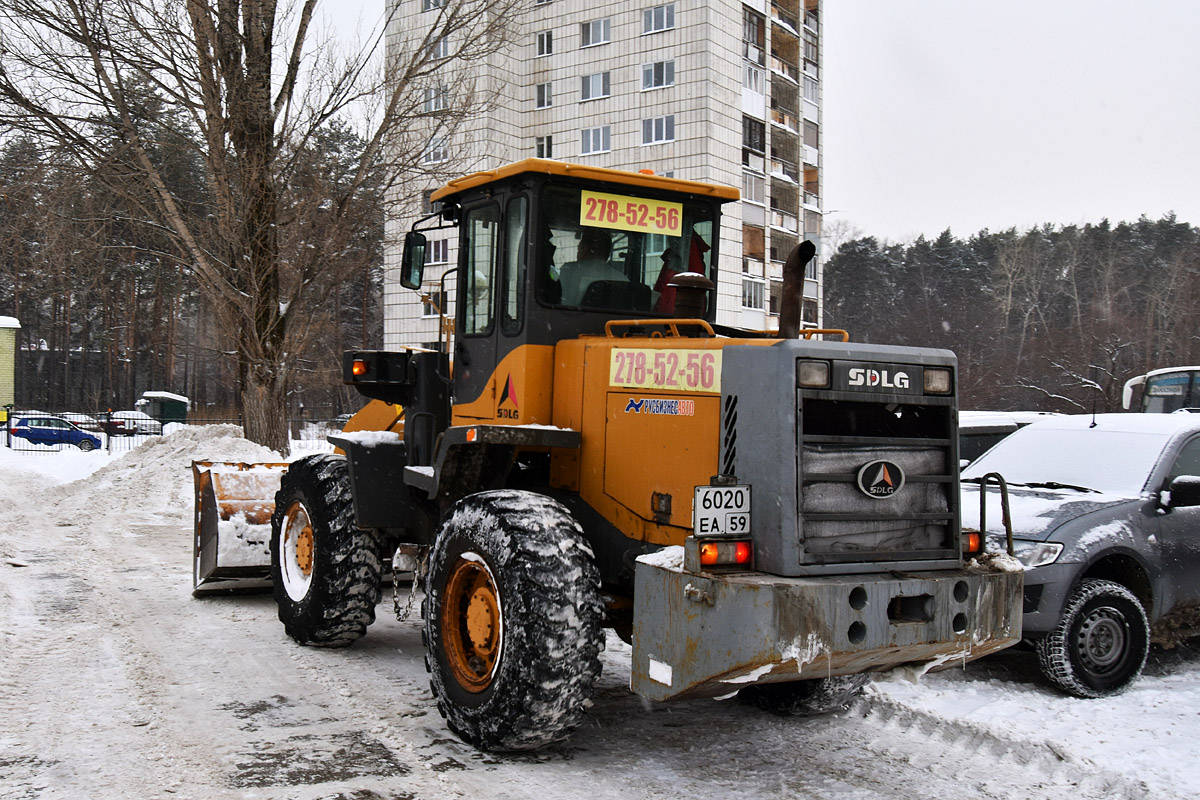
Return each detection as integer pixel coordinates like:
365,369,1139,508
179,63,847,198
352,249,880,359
332,1,1200,243
822,0,1200,242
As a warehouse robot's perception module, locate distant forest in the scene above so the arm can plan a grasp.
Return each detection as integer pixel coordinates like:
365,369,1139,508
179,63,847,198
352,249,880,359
823,214,1199,412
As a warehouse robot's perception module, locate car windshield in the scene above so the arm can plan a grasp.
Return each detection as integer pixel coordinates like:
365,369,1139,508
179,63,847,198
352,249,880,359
962,427,1168,496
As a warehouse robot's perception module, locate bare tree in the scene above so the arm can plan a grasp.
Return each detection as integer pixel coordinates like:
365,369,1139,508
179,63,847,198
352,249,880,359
0,0,523,452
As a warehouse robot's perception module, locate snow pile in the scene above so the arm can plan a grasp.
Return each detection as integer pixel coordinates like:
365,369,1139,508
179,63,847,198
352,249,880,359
58,425,282,520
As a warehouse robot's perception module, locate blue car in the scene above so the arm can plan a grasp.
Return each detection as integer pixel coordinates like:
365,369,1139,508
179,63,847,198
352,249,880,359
9,415,102,451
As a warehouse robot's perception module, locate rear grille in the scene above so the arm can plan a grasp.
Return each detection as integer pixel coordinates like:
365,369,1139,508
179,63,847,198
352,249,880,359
798,398,957,564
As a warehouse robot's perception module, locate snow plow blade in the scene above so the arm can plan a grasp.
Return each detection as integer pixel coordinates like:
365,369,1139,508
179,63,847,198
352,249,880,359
192,460,288,595
630,548,1023,702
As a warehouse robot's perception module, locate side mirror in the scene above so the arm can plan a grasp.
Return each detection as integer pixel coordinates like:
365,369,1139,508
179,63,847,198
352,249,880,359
400,231,428,290
1168,475,1200,508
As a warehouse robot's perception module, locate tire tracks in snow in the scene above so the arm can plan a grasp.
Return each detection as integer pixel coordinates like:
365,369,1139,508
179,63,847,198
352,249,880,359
848,688,1170,799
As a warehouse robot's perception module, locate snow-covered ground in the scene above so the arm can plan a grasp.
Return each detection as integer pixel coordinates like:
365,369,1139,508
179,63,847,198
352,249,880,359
1,427,1198,799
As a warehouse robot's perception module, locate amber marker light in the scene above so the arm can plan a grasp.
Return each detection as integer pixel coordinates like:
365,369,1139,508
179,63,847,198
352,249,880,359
699,542,720,566
466,428,478,442
351,359,369,377
963,531,983,556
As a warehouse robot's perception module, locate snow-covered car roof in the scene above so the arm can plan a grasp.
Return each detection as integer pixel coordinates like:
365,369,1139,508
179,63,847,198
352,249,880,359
959,410,1060,431
962,413,1200,496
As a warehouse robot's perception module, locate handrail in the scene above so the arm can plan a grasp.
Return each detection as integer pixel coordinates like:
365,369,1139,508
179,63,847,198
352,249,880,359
604,319,716,338
800,328,849,341
975,472,1015,556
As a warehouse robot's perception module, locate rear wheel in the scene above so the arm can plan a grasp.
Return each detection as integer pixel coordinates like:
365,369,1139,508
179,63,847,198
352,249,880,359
270,454,382,647
423,490,604,751
77,439,95,452
1036,579,1149,697
738,674,869,716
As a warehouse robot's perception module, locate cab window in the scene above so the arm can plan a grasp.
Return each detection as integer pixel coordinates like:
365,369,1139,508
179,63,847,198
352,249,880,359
501,196,528,336
461,204,499,336
535,184,716,315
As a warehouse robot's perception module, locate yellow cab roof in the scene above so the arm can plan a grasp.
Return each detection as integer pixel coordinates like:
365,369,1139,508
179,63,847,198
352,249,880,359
430,158,741,204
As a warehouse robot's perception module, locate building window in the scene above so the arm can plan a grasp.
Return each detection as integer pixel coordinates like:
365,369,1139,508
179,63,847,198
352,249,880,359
804,120,819,150
581,18,611,47
536,135,553,158
803,75,819,103
742,172,765,205
534,0,552,4
421,189,443,214
423,86,448,112
422,136,448,164
536,82,552,108
743,116,765,153
743,8,765,64
536,30,553,56
643,3,675,34
744,62,764,93
742,278,766,310
428,239,449,264
428,36,450,61
642,60,675,90
581,126,611,155
802,298,818,325
422,289,448,318
422,0,446,10
642,115,675,144
580,72,611,101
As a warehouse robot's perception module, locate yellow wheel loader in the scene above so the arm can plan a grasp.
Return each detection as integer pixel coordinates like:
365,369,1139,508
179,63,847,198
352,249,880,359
200,159,1023,752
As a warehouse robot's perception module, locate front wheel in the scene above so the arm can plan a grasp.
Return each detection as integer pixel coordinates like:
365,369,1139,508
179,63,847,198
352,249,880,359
423,490,604,751
738,674,869,716
270,454,383,647
1036,579,1149,698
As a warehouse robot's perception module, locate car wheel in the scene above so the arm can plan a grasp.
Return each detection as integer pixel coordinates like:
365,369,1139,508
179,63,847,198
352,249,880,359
738,674,870,716
423,490,604,751
269,454,383,646
1036,579,1149,698
77,439,95,452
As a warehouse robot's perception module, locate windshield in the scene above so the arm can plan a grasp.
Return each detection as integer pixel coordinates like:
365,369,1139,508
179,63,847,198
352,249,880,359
1142,371,1200,412
536,184,716,315
962,427,1168,496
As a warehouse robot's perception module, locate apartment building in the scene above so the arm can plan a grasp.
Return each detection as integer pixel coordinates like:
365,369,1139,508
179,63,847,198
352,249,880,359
383,0,823,350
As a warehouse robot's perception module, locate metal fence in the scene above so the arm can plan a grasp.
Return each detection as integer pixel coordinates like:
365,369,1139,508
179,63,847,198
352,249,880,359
3,411,339,456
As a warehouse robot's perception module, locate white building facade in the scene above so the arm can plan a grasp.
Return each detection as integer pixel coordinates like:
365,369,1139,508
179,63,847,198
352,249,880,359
383,0,823,350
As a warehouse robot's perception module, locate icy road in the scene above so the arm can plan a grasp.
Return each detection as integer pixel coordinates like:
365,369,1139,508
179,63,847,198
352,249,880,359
2,427,1199,799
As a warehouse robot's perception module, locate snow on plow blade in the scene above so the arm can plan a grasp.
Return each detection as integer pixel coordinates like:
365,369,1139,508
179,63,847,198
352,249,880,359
630,548,1023,702
192,460,288,595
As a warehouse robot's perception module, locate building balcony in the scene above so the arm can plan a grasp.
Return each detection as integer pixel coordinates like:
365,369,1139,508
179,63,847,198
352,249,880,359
770,106,800,133
769,54,799,83
770,208,799,233
771,5,799,35
770,157,799,184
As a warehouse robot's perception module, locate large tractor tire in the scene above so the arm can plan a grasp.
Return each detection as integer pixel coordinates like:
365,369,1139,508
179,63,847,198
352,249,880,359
738,674,869,716
1035,579,1149,698
270,454,383,647
423,490,604,751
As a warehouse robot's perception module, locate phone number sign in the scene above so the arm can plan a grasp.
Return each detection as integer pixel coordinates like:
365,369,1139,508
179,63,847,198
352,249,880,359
580,190,683,236
609,348,721,393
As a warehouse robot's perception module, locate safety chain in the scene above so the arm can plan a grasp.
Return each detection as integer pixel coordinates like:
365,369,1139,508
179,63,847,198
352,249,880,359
393,545,430,622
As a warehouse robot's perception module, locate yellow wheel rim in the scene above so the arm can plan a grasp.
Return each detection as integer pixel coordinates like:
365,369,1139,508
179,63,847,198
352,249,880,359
442,556,502,692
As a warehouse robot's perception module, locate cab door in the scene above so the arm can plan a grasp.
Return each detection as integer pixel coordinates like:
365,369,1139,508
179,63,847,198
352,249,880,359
453,202,501,420
1155,435,1200,609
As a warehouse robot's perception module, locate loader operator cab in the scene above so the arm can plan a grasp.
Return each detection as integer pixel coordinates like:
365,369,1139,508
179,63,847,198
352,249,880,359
399,159,738,429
